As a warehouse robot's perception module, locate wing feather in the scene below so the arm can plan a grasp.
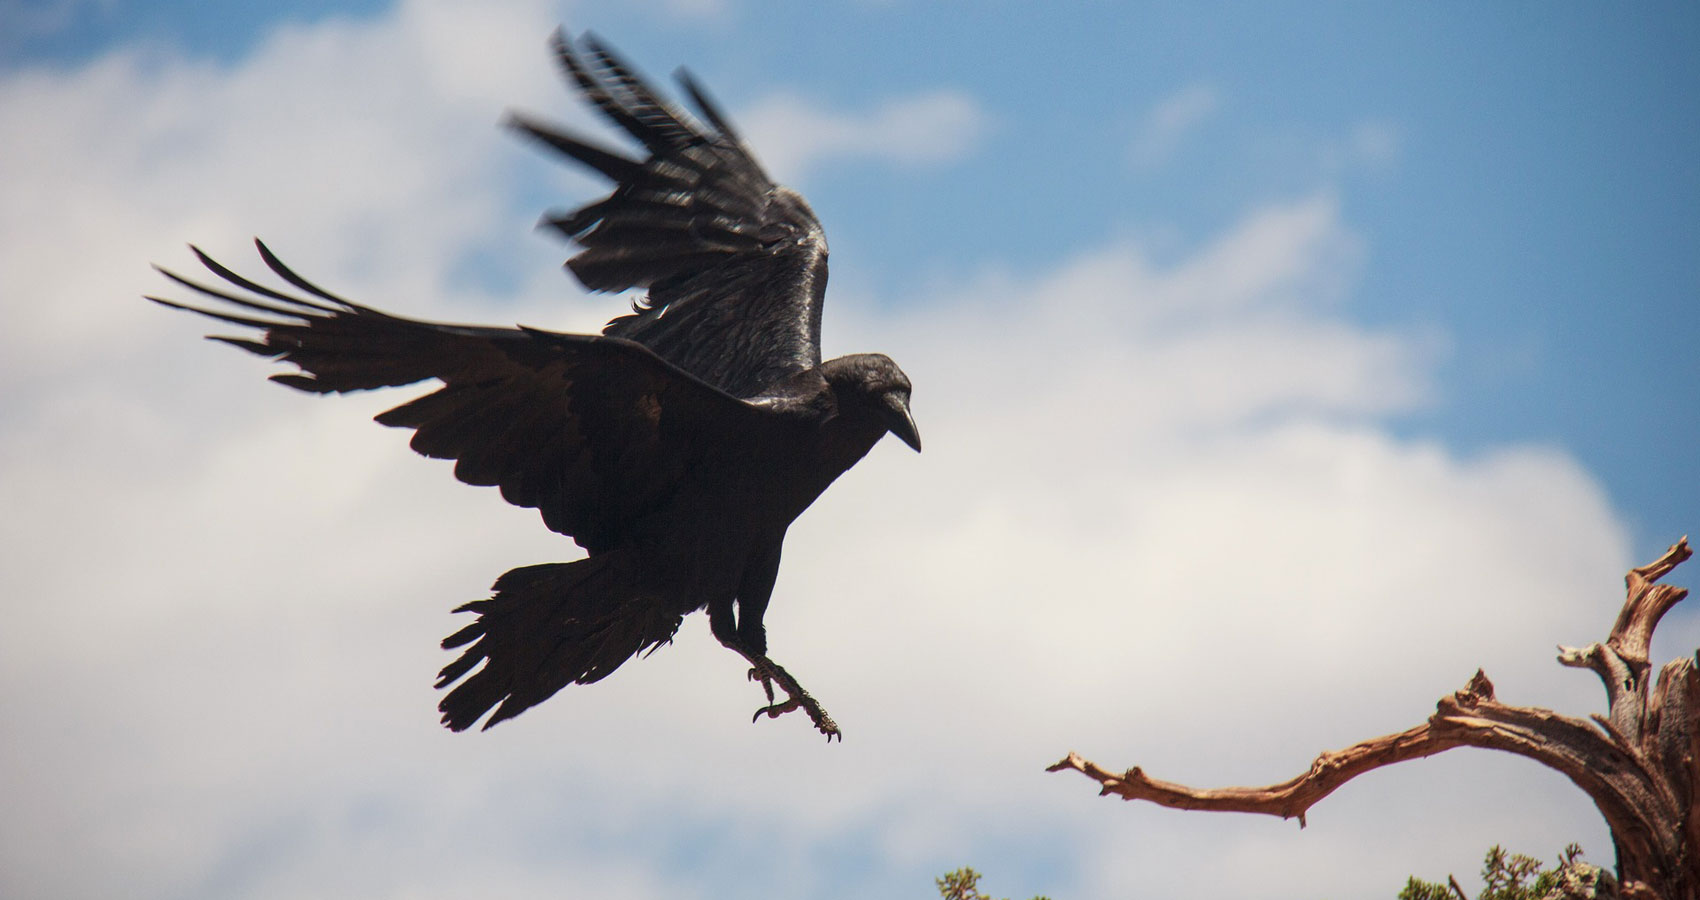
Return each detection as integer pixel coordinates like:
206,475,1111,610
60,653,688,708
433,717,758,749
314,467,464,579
513,30,828,398
154,242,769,553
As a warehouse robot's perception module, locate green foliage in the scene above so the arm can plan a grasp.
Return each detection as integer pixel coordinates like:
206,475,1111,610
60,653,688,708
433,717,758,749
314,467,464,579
936,867,1052,900
1398,845,1587,900
1398,877,1457,900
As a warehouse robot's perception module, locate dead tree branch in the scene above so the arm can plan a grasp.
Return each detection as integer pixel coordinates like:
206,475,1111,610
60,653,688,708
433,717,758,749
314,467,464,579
1048,538,1698,900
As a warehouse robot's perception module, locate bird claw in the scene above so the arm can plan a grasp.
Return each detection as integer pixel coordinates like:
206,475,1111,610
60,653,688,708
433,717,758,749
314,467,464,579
744,656,840,741
752,697,801,721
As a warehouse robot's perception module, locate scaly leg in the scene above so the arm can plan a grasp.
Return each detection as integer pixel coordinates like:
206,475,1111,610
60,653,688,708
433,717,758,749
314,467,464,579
710,552,840,741
738,650,840,741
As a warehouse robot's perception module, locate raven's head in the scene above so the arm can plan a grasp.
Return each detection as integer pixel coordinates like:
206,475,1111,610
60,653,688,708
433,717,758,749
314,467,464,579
824,353,920,452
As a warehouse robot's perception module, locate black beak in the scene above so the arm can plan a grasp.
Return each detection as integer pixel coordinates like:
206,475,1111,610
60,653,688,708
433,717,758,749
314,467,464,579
880,393,922,452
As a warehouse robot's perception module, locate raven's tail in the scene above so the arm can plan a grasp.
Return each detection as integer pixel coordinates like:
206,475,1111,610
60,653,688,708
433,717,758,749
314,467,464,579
435,552,683,731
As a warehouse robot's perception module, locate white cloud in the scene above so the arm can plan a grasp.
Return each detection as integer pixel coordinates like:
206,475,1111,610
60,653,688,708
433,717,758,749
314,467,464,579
739,88,989,184
0,6,1633,900
0,0,114,44
1130,83,1219,169
1346,119,1402,169
1308,118,1403,176
0,0,577,388
1253,118,1406,183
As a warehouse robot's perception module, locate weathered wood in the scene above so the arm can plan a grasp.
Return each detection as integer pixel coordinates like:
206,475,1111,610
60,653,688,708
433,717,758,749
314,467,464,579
1050,538,1698,900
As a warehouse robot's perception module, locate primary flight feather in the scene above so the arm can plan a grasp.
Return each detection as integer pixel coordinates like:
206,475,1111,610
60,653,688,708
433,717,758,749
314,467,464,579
151,30,920,740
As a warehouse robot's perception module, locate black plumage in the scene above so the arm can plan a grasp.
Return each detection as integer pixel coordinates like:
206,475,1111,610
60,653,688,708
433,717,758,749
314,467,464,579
150,30,920,740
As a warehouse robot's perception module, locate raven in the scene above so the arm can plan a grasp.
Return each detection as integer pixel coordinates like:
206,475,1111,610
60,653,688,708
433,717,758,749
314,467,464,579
150,30,920,740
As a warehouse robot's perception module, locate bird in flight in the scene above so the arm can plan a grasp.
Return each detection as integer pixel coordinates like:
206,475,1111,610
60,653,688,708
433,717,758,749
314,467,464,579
150,30,920,741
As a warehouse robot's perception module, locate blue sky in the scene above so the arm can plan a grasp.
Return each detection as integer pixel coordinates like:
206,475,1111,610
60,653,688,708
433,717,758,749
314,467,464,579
7,1,1693,539
1,2,1696,899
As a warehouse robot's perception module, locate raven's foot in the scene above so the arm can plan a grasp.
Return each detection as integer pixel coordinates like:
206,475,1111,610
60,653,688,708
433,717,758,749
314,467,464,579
744,656,840,741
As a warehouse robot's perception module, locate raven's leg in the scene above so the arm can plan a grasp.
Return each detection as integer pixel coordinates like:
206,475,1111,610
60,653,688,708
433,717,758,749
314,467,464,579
704,542,841,741
732,541,776,655
741,654,839,741
732,549,776,704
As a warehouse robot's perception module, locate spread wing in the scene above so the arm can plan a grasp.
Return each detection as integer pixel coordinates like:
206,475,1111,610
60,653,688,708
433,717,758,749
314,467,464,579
150,240,766,553
511,30,828,399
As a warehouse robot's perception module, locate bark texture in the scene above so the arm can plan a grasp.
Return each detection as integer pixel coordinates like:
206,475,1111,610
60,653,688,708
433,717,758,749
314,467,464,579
1049,538,1698,900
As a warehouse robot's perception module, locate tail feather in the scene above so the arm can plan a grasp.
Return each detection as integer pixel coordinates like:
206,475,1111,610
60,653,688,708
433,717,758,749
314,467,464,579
436,553,682,731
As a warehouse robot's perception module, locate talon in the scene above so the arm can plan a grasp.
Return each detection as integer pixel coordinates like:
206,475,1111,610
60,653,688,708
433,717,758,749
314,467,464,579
738,652,841,739
753,697,801,722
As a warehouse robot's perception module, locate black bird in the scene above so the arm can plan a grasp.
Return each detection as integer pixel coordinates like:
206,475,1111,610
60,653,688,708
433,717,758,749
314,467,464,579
150,30,920,740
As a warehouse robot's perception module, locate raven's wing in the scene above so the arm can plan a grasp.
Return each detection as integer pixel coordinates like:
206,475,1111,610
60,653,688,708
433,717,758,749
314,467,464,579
151,241,765,554
512,30,827,399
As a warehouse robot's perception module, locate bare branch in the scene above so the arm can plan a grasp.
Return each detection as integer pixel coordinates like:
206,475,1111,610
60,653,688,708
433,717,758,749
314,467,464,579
1629,538,1691,587
1613,538,1692,667
1047,719,1452,827
1049,539,1699,900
